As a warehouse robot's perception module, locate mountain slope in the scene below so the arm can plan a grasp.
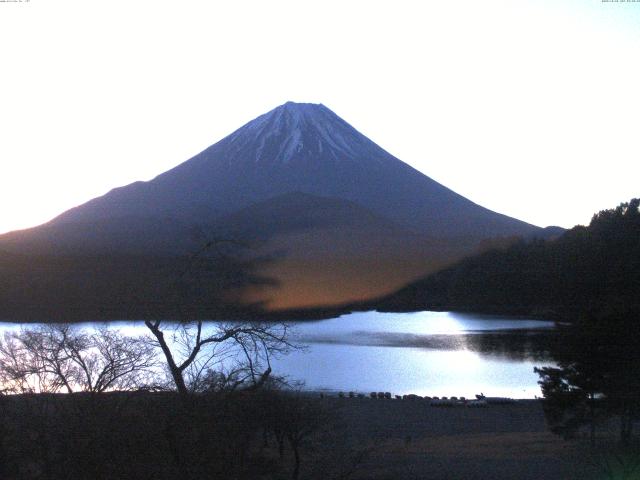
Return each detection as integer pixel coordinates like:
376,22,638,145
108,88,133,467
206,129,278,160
212,192,476,308
215,191,414,240
50,102,539,239
0,102,546,313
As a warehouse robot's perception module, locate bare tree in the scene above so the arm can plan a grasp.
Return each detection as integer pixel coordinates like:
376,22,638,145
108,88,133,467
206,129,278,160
138,234,296,396
0,325,158,394
144,319,294,396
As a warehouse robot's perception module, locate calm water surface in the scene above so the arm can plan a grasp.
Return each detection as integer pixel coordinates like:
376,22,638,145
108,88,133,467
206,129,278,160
0,311,556,399
277,311,555,398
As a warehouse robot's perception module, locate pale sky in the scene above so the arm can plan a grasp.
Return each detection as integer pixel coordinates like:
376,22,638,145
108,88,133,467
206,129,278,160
1,0,639,234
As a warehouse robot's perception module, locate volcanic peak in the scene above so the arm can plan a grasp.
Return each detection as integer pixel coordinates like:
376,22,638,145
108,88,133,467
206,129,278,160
225,101,366,165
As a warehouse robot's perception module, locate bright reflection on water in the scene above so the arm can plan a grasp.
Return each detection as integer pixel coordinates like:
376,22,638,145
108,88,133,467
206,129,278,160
0,311,555,399
290,311,554,336
275,311,556,399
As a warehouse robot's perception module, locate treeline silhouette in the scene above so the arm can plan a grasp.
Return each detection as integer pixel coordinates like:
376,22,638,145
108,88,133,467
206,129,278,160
535,308,640,448
0,321,363,480
380,198,640,319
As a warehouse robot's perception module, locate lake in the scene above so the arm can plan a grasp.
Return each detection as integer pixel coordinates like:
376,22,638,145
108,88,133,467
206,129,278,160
275,311,555,399
0,311,556,398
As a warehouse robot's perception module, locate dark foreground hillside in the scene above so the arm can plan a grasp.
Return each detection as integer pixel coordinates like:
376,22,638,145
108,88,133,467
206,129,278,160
0,392,607,480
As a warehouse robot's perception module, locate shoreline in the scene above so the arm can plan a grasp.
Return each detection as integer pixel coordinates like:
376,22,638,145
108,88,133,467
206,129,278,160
313,391,596,479
298,389,543,402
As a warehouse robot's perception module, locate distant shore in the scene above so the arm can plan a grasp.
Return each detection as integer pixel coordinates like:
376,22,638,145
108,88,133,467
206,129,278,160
0,297,561,324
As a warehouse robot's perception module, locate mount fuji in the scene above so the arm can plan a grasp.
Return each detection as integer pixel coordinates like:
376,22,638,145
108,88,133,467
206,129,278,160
47,102,538,238
0,102,544,313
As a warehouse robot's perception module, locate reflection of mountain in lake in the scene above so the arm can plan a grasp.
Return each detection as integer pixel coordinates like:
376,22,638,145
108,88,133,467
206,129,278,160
295,330,555,362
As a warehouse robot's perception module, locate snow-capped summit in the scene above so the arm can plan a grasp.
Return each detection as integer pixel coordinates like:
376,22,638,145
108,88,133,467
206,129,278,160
0,101,545,311
47,101,539,240
224,101,381,166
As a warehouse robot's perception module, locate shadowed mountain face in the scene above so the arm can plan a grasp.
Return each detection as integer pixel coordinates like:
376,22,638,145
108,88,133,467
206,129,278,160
212,192,483,308
0,102,544,313
50,102,539,238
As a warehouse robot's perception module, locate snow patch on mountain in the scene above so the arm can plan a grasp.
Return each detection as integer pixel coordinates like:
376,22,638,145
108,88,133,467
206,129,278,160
277,125,304,164
229,102,366,165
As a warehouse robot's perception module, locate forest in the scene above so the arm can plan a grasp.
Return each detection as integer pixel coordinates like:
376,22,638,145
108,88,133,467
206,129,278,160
380,198,640,320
